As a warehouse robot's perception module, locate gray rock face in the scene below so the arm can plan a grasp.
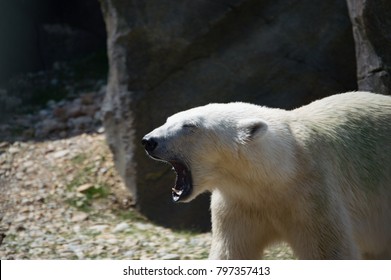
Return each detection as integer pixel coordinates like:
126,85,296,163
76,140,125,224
347,0,391,94
99,0,356,230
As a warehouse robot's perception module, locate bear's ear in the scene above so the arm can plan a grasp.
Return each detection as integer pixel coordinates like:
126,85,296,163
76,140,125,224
237,118,268,143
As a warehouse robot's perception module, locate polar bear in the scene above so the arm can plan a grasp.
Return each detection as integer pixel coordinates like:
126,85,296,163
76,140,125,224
142,91,391,259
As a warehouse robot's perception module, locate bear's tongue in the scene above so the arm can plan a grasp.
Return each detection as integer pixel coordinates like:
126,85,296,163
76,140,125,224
170,161,192,202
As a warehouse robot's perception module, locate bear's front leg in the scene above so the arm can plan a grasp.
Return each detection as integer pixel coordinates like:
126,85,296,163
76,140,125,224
288,203,360,259
209,192,272,259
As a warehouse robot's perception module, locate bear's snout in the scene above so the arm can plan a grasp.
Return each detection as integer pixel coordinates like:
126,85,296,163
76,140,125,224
141,136,158,152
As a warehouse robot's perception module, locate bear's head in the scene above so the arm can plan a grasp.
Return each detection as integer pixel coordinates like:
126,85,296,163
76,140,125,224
142,103,292,202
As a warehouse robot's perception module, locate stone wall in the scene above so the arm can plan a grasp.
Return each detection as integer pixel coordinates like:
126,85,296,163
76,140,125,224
347,0,391,94
99,0,357,230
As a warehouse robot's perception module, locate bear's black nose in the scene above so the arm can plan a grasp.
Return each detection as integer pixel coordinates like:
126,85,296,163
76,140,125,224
141,137,158,152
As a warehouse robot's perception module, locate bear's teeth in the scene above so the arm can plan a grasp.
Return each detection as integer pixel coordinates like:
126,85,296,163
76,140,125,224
172,188,183,195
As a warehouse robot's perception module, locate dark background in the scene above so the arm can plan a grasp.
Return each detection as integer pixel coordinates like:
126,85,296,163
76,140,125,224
0,0,106,85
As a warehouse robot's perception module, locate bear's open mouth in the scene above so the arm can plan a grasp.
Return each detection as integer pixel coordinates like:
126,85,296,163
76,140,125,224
170,161,192,202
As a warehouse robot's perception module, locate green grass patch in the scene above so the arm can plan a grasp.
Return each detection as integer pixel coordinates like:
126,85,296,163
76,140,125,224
114,208,148,223
66,153,110,212
70,153,88,165
66,183,111,212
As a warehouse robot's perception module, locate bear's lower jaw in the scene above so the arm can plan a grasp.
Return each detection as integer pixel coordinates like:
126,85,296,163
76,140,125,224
170,161,193,202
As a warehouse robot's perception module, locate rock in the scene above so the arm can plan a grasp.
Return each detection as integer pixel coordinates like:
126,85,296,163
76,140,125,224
71,212,89,222
161,253,180,260
346,0,391,94
22,160,34,170
106,238,118,244
68,116,93,130
66,103,84,118
15,172,24,180
73,225,81,233
14,215,27,223
133,222,151,231
52,150,69,159
8,147,20,154
81,93,95,105
53,107,68,121
68,244,85,259
59,131,67,138
99,0,356,230
89,225,109,232
44,145,55,154
97,126,104,134
36,119,65,137
76,183,94,193
112,222,129,233
123,250,135,258
22,128,35,139
83,105,98,117
47,100,56,108
38,109,50,118
0,142,10,149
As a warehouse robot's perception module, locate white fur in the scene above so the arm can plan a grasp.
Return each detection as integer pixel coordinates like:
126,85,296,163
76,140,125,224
146,91,391,259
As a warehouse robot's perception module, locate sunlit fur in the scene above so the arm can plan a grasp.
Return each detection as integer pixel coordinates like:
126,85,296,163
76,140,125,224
145,91,391,259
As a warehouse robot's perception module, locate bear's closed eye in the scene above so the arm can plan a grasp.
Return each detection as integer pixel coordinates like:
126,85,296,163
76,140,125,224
182,123,197,128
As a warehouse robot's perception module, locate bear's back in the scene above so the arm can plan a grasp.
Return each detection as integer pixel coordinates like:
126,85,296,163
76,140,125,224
290,91,391,205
